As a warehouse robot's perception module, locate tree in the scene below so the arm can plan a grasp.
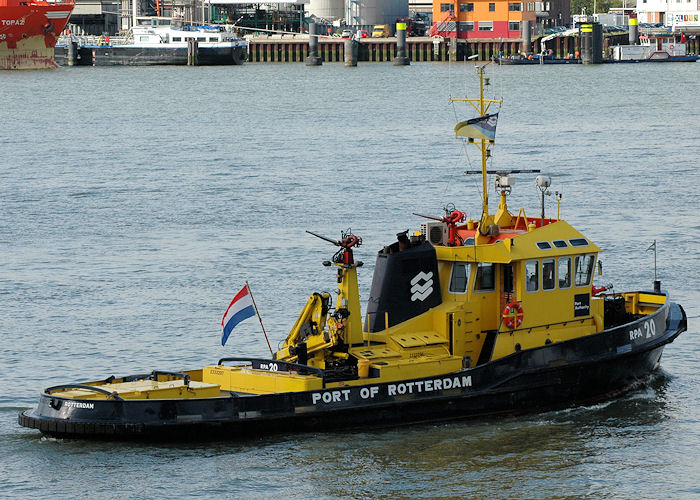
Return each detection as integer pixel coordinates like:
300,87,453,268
571,0,623,16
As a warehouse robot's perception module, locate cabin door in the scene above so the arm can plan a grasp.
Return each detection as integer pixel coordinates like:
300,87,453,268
500,264,515,322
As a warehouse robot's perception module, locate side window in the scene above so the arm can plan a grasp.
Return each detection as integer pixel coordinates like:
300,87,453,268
449,263,469,293
525,260,538,292
574,254,595,286
474,263,495,291
542,259,555,290
558,257,571,288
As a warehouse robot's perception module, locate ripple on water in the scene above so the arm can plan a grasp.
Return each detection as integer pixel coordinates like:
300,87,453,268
1,62,699,498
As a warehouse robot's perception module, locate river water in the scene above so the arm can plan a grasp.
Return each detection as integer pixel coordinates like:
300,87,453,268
1,61,698,499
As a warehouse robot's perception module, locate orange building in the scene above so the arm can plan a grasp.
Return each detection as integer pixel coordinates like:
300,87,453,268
431,0,536,39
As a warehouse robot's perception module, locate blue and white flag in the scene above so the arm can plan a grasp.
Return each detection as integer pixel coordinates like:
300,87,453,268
221,284,256,346
454,112,499,141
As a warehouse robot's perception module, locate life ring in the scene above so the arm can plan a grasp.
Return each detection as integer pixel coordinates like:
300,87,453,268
669,44,675,50
503,301,524,329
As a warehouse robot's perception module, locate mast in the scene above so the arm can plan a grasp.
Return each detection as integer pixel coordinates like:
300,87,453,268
450,65,502,229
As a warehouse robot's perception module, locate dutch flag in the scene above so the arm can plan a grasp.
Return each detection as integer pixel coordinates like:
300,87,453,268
221,284,256,346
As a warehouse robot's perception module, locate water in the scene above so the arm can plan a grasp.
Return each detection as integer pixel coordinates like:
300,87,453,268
1,62,699,499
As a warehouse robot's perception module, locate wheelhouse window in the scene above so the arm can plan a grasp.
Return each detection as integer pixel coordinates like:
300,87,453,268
569,238,589,247
574,254,595,286
460,2,474,11
449,263,470,293
558,257,571,288
542,259,555,290
525,260,538,292
474,263,495,291
553,240,568,248
536,241,552,250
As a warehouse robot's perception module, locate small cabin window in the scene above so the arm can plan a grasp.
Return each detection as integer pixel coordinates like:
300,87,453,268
574,254,595,286
542,259,555,290
553,240,567,248
569,238,589,247
536,241,552,250
139,35,150,42
525,260,538,292
209,37,218,42
558,257,571,288
449,263,470,294
463,237,475,245
198,37,206,41
474,263,495,291
172,37,181,41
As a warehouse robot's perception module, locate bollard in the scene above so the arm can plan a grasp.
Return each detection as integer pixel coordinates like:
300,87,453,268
306,22,322,66
67,39,78,66
187,39,198,66
393,22,410,65
521,21,531,55
344,37,358,66
581,22,602,64
628,14,639,45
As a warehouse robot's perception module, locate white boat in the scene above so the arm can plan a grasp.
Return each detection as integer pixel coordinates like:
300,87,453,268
58,17,248,66
611,34,699,62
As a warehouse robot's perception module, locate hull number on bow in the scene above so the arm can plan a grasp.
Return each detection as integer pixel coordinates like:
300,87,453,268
629,320,656,341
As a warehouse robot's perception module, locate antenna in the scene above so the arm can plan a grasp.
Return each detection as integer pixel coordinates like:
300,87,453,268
536,175,552,226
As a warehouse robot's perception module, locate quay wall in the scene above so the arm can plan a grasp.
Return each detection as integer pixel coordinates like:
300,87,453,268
246,33,639,63
247,38,520,63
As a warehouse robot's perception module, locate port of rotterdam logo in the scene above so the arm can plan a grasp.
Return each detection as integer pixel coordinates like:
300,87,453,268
410,271,433,301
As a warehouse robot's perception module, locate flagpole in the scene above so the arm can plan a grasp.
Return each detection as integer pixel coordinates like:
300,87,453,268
246,281,273,357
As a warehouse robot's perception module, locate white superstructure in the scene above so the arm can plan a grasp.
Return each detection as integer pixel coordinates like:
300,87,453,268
129,17,246,47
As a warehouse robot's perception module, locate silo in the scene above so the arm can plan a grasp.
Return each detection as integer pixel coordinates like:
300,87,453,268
307,0,345,21
351,0,408,28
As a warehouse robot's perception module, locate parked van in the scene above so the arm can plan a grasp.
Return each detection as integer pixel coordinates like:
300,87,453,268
372,24,390,38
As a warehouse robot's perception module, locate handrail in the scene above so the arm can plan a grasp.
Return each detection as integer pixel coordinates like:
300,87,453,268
151,370,190,386
497,316,592,335
45,384,123,400
514,208,528,230
217,357,324,377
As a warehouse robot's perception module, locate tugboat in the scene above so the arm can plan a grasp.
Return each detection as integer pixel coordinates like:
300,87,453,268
19,65,687,440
